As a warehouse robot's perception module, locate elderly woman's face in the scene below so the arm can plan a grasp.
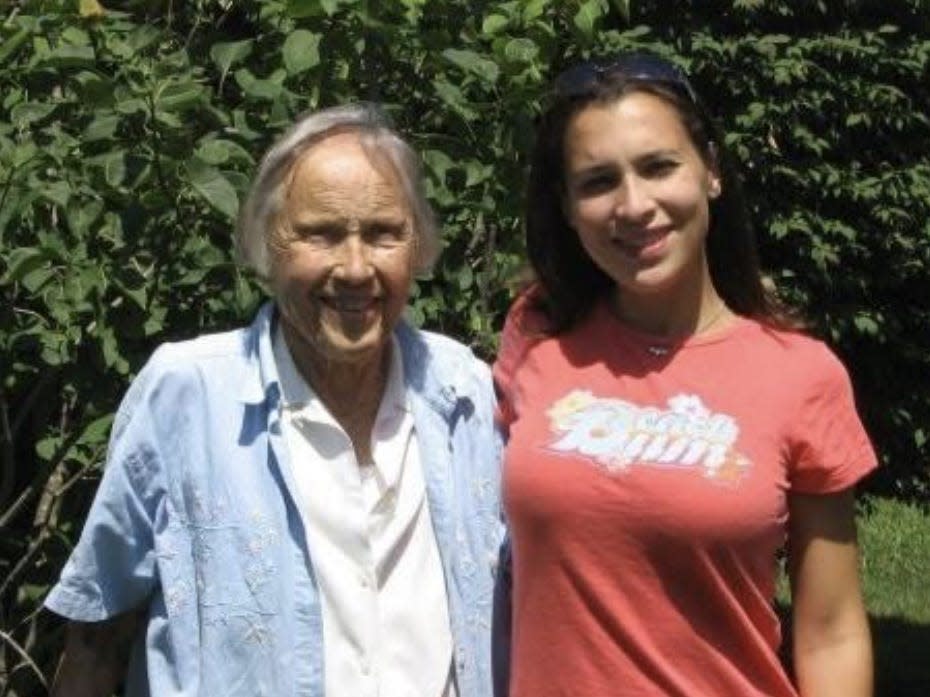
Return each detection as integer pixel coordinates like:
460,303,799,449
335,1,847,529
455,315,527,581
270,132,416,369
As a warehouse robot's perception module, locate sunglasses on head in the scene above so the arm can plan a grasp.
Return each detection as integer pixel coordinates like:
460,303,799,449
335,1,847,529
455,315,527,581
552,52,699,105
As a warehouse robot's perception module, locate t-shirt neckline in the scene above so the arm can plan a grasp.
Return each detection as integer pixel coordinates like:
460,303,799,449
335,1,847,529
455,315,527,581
591,296,752,356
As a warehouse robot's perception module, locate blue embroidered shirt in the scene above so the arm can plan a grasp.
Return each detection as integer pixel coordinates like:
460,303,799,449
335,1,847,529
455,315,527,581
45,303,504,697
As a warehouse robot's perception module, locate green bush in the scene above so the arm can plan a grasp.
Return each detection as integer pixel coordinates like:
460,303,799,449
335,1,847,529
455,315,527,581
1,0,928,692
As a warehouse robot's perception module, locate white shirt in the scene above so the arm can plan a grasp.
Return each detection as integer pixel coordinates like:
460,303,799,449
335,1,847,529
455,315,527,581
274,327,456,697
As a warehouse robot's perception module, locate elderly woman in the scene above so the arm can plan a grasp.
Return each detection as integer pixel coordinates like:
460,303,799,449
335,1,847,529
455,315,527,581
46,103,503,697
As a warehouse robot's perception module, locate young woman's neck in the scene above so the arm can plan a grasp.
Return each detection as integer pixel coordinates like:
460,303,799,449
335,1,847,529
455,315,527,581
611,267,730,338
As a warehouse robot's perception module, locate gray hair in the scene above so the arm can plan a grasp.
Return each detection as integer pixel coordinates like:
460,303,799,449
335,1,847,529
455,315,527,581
235,103,440,279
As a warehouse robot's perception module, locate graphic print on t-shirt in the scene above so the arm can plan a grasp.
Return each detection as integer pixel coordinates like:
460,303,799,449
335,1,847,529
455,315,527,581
546,390,751,482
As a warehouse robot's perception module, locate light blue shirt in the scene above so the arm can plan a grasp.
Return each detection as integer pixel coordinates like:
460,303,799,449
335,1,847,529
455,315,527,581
45,303,505,697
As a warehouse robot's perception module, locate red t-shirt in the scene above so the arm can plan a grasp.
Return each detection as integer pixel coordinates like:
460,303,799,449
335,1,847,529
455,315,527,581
494,294,876,697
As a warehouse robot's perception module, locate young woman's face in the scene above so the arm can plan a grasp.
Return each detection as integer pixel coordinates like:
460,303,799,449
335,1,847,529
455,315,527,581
562,91,721,302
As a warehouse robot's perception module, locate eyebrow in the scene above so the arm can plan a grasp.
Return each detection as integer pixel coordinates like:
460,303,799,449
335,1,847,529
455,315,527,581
569,148,684,174
290,214,407,230
568,163,615,180
637,148,683,160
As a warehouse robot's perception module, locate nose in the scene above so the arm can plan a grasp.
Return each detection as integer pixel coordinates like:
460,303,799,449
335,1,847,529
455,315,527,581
614,176,655,224
333,235,374,282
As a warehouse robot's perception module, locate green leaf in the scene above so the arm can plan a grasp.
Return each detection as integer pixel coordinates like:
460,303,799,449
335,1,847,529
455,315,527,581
458,264,474,290
42,180,71,207
104,151,127,188
854,313,880,336
100,325,127,372
231,110,263,140
155,110,184,129
144,305,167,336
432,79,479,121
523,0,550,22
11,141,38,168
0,27,30,64
423,149,455,183
282,30,322,75
234,69,284,100
11,102,56,126
186,160,239,221
115,97,147,115
177,266,210,287
287,0,324,17
47,44,95,66
464,160,492,187
2,247,51,283
84,113,120,141
73,71,114,107
127,25,162,53
234,274,259,314
320,0,342,15
210,39,254,84
482,14,509,34
61,27,91,46
66,200,104,235
915,429,927,448
574,0,607,37
22,267,55,292
441,48,500,83
407,302,425,327
610,0,630,21
156,82,205,112
504,38,539,64
78,413,115,445
36,436,60,461
79,0,106,18
195,139,253,166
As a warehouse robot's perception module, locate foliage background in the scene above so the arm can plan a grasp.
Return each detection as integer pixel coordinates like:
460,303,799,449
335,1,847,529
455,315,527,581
1,0,929,693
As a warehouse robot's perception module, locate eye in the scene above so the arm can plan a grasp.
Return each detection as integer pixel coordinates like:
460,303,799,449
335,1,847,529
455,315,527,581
294,223,341,245
365,222,408,246
640,158,679,178
573,171,618,197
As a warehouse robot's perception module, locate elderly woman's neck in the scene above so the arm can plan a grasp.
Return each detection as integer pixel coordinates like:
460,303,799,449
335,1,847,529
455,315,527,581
284,332,390,465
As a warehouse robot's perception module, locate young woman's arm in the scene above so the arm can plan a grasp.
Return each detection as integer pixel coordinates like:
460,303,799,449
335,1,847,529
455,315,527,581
788,488,873,697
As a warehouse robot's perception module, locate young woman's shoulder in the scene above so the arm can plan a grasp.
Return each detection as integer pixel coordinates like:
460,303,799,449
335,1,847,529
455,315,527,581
497,285,551,368
737,317,854,389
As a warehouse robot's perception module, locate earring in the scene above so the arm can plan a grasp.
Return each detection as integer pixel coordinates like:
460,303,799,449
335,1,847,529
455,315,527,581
708,181,721,199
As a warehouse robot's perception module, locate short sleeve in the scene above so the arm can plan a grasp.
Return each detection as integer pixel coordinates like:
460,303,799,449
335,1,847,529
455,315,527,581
787,345,878,493
492,290,547,432
45,367,164,622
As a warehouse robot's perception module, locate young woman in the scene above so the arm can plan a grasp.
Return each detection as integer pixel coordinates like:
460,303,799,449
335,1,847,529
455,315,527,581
494,53,875,697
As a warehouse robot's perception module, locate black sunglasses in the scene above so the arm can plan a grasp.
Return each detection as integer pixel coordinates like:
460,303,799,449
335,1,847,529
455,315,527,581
552,53,699,105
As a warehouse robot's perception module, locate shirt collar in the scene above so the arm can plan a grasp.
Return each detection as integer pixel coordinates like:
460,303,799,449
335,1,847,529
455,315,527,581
236,301,280,405
238,302,469,424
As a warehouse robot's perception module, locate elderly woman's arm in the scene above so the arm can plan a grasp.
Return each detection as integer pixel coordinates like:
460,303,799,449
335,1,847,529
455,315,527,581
788,488,873,697
51,611,141,697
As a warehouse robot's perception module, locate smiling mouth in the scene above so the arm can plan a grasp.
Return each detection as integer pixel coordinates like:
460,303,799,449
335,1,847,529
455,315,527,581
322,296,379,313
612,226,672,254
